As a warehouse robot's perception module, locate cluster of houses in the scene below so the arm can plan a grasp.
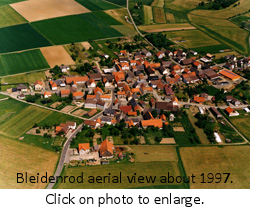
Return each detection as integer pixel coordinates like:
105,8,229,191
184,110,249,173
8,47,249,131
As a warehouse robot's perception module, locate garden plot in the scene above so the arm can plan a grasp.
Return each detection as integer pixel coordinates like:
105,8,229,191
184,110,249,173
10,0,90,22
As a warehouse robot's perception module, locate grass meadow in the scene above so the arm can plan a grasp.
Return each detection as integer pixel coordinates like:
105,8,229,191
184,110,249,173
0,71,46,84
0,49,49,76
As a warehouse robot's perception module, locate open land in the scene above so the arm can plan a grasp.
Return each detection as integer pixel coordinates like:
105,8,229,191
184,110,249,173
10,0,90,22
40,45,75,68
188,0,250,55
0,71,46,84
0,24,51,53
75,0,120,11
138,23,195,32
0,4,27,28
0,49,49,76
143,5,153,25
229,113,250,140
0,134,58,189
153,7,166,24
31,12,123,45
180,146,250,189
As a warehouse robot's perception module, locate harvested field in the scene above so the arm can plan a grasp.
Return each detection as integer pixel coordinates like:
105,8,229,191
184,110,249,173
160,138,176,144
0,23,51,53
11,0,90,22
50,102,62,109
61,105,77,113
81,42,92,50
0,134,58,188
0,49,49,76
180,146,250,189
138,23,195,32
0,5,27,28
153,7,166,24
31,12,123,45
40,45,75,68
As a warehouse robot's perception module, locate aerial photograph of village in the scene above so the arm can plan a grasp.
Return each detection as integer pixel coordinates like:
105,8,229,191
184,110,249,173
0,0,249,189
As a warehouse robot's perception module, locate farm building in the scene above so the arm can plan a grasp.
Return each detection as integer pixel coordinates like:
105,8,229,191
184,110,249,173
99,139,114,159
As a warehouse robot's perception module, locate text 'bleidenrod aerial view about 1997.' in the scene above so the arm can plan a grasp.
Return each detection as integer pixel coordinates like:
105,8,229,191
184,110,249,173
0,0,249,189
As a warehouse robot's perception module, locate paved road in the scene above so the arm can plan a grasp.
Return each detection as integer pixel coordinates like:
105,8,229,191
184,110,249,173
46,123,83,189
0,97,8,102
178,101,249,109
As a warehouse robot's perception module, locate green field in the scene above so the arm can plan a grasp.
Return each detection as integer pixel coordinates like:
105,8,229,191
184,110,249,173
0,5,27,28
31,12,123,45
143,5,153,24
0,0,24,6
75,0,120,11
0,49,49,76
38,111,83,127
105,0,126,6
188,0,250,55
0,71,46,84
165,29,220,48
229,113,250,140
0,101,51,138
0,24,51,53
180,146,250,189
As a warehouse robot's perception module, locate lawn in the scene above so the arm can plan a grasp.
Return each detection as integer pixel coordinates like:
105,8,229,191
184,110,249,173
164,29,220,49
57,161,185,189
75,0,120,11
153,6,166,23
143,5,153,24
229,113,250,140
0,23,51,53
0,71,46,84
31,12,123,45
0,49,49,76
179,146,250,189
0,134,58,189
129,145,178,163
0,5,27,28
38,111,83,127
0,102,52,138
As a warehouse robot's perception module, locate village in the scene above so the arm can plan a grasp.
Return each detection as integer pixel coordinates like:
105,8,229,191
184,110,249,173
0,37,250,167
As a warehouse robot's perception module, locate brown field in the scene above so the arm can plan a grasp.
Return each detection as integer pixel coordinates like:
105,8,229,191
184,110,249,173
61,105,77,113
40,45,75,68
81,42,92,50
166,13,175,23
72,109,88,117
0,135,58,188
11,0,90,22
153,7,166,24
180,146,250,189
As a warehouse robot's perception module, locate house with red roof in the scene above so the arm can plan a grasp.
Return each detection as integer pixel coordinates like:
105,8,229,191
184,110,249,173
78,143,90,155
99,139,114,158
225,107,239,117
